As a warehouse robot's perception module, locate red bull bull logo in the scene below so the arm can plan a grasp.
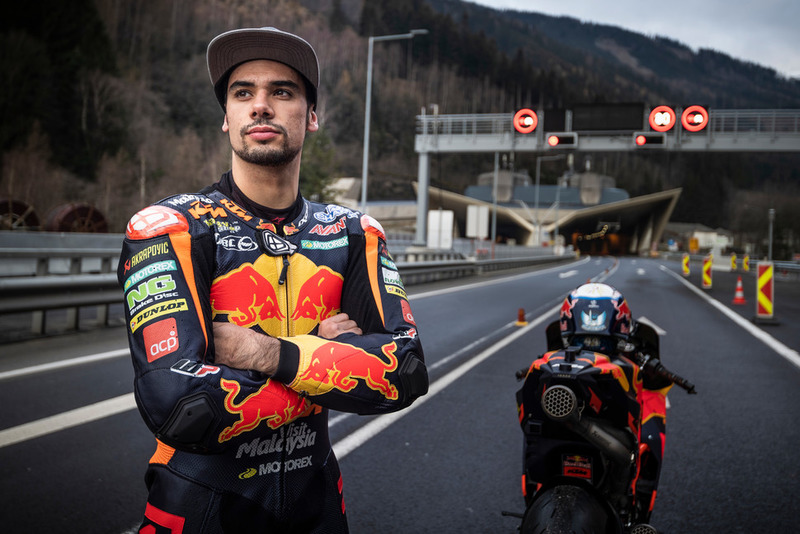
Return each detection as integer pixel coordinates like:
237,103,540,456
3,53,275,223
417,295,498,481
613,298,632,335
560,296,576,332
291,267,343,323
211,261,284,328
218,378,318,442
560,297,575,319
295,340,399,400
211,255,343,336
256,220,278,232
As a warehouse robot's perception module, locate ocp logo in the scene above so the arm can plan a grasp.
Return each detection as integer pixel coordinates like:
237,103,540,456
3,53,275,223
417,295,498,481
142,317,180,363
238,468,257,479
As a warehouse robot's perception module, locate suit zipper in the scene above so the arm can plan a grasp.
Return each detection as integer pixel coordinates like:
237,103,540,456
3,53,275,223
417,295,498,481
278,255,291,336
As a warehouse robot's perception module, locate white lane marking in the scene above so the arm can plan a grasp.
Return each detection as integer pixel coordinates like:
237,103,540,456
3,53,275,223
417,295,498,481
0,258,600,449
2,257,592,382
637,316,668,336
0,393,136,449
592,259,619,283
1,302,560,452
0,348,129,381
559,270,578,279
331,302,562,460
637,268,646,276
408,256,590,300
329,307,541,430
660,264,800,370
331,257,602,430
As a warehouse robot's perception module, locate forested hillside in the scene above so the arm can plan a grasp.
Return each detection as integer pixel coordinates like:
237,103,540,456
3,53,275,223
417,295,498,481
1,0,797,257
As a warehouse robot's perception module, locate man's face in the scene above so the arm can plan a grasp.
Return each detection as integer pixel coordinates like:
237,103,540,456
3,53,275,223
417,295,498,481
222,59,318,167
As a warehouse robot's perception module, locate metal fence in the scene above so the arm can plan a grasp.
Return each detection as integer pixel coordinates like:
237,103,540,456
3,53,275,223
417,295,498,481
416,109,800,137
710,109,800,135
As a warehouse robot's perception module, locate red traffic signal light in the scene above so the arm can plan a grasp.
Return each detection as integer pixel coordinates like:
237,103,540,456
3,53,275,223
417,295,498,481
633,132,666,147
648,105,676,132
546,132,578,148
513,108,538,134
681,105,709,132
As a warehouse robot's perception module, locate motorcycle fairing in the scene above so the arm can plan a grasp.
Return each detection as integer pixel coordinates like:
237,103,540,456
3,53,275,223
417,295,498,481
529,350,641,398
517,348,644,509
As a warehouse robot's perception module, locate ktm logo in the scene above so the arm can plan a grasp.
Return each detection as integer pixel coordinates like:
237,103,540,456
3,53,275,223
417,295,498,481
188,201,226,220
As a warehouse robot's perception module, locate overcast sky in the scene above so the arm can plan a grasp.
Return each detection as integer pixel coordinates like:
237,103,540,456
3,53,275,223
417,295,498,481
470,0,800,79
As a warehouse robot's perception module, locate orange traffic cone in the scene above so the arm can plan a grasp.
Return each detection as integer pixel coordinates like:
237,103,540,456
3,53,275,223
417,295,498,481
732,276,746,305
515,308,528,326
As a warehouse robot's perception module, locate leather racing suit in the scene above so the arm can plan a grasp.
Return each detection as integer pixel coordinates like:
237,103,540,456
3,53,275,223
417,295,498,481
117,173,428,533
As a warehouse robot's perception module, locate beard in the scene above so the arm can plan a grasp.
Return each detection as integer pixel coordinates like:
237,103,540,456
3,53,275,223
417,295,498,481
232,120,302,167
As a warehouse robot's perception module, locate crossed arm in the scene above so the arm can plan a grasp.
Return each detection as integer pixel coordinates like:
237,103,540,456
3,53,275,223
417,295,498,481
212,313,362,375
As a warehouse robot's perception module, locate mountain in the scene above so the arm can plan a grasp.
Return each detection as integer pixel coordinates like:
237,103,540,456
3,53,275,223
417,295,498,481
428,0,800,109
2,0,797,256
417,0,800,258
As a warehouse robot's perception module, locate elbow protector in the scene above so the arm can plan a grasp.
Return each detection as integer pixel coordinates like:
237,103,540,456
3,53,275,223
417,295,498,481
398,353,429,404
156,392,221,453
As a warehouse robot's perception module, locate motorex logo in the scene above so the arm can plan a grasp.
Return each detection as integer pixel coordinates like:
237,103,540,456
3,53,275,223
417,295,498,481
123,260,177,291
300,236,348,250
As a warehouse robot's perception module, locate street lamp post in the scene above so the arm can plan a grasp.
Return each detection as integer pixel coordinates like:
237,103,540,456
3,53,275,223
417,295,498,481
768,208,775,261
361,29,428,213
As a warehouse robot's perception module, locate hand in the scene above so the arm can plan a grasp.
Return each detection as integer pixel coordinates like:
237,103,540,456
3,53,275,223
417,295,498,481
212,322,280,375
318,313,362,339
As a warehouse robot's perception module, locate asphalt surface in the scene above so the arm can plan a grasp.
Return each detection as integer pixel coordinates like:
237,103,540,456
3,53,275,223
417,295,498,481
1,256,798,533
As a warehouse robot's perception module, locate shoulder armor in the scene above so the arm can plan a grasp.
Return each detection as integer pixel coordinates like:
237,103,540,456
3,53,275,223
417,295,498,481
360,214,386,241
126,205,189,239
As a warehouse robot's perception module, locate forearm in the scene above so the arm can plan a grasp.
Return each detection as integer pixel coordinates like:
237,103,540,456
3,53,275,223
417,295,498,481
212,314,361,376
213,322,280,375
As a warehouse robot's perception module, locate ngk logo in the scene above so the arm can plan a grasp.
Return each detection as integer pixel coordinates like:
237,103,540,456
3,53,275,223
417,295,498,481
143,318,179,362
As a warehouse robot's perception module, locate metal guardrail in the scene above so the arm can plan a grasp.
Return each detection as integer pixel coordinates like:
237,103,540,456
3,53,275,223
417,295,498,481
396,254,575,285
0,273,120,314
414,109,800,153
774,261,800,276
0,244,575,336
0,245,122,333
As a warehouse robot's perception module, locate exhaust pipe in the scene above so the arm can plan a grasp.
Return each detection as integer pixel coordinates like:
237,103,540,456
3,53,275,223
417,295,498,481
541,385,634,467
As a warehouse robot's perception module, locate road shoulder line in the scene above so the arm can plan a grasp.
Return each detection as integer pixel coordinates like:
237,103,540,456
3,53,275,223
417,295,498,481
660,264,800,370
0,393,136,449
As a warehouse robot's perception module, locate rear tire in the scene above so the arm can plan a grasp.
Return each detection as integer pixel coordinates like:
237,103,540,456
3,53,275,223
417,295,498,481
520,484,613,534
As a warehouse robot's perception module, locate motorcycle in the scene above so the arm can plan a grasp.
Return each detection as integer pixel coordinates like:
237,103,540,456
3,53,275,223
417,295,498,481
513,289,696,534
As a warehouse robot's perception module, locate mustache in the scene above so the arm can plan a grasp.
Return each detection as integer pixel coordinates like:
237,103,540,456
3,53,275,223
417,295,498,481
240,119,287,137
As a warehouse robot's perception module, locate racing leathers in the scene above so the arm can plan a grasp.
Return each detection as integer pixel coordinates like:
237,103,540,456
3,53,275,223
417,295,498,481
117,172,428,533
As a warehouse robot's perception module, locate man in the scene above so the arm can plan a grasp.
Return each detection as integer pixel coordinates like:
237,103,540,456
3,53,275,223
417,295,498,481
117,27,428,533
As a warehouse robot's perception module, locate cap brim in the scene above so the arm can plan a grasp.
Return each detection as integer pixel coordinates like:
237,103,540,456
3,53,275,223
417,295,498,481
207,27,319,108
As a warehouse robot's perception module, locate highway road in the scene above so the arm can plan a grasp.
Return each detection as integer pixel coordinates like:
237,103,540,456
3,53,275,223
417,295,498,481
1,256,798,533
